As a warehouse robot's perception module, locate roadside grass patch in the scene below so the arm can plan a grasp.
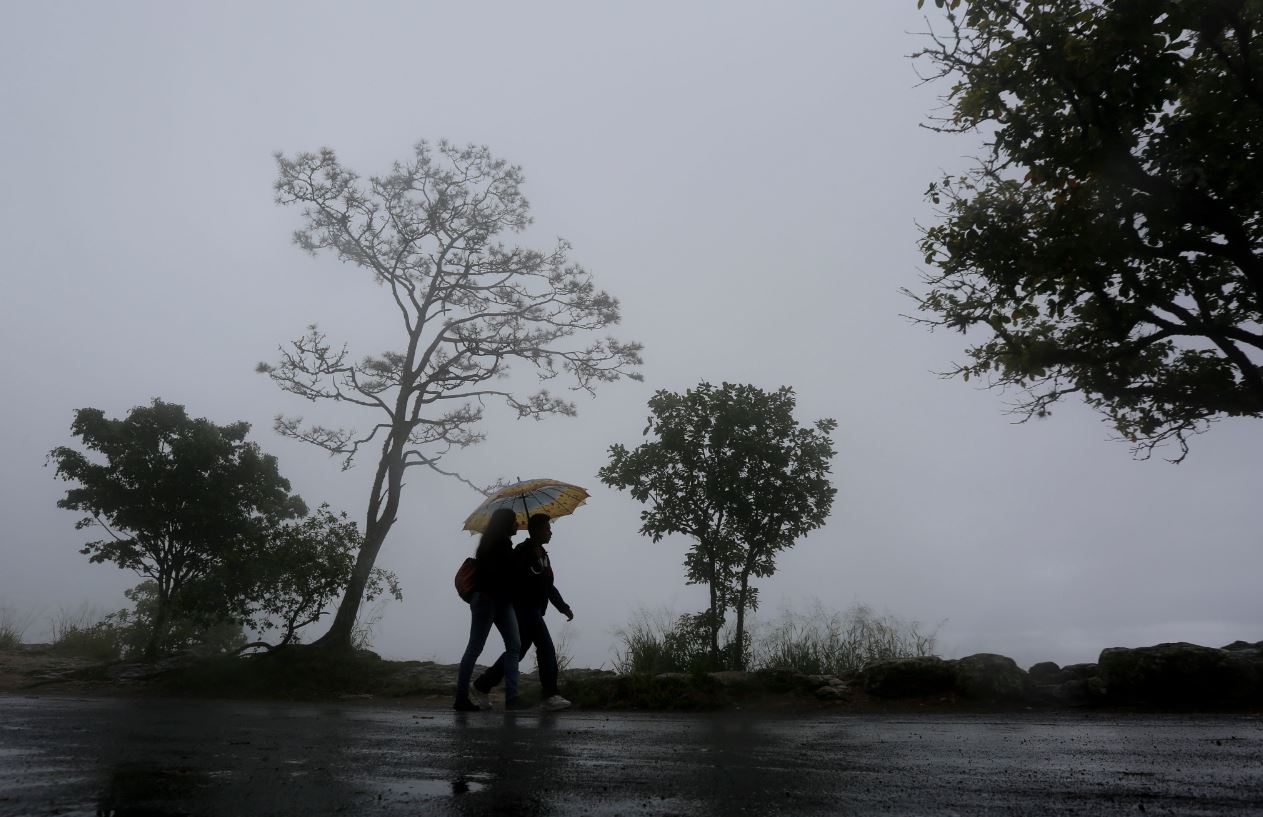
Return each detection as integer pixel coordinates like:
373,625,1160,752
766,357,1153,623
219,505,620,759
612,602,940,679
753,603,939,676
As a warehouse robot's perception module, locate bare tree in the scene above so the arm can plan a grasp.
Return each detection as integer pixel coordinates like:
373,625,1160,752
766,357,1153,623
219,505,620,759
259,140,643,650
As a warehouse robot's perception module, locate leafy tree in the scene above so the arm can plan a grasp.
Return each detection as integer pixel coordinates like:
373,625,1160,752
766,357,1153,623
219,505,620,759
598,383,837,669
909,0,1263,461
260,140,643,650
49,400,307,659
232,505,402,647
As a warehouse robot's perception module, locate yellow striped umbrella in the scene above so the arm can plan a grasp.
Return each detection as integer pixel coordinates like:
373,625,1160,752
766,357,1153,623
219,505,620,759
462,478,590,533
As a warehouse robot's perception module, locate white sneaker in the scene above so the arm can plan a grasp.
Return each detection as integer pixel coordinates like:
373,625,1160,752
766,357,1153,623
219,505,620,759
469,687,490,710
541,694,571,712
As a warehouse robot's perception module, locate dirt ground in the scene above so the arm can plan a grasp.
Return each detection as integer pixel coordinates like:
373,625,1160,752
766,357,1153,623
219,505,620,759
0,644,103,694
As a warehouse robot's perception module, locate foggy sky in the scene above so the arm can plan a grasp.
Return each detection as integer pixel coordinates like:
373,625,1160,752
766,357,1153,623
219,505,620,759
2,1,1259,672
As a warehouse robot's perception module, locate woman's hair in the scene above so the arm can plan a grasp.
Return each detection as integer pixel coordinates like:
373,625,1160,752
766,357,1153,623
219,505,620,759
479,507,518,549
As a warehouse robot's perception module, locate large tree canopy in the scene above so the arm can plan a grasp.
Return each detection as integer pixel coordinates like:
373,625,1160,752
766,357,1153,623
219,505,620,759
910,0,1263,460
49,400,307,658
261,140,643,649
598,383,837,669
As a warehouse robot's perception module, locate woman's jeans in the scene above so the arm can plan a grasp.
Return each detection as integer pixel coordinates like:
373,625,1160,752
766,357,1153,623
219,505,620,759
477,604,558,697
457,591,520,700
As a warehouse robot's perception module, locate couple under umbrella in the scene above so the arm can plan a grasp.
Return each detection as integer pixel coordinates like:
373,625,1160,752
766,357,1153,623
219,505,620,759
454,479,585,712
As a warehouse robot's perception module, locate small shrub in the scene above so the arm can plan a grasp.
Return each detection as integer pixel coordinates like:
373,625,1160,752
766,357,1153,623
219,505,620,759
753,603,939,676
538,620,574,675
660,612,716,672
92,582,246,661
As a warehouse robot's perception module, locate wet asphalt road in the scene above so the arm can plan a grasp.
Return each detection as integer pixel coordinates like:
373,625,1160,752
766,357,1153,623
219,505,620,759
1,695,1260,816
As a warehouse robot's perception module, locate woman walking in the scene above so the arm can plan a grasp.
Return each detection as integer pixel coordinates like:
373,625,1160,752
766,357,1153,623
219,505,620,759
454,507,523,711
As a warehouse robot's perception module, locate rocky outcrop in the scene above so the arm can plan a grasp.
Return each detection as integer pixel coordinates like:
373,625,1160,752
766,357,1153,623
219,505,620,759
1024,660,1104,706
1041,677,1106,706
862,656,957,698
861,652,1113,706
1098,642,1263,707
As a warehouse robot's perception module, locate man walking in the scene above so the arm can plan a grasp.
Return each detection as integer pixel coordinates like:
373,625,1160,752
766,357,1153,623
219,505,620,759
472,513,574,711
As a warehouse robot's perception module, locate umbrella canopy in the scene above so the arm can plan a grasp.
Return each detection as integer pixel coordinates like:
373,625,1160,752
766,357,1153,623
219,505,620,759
462,478,590,534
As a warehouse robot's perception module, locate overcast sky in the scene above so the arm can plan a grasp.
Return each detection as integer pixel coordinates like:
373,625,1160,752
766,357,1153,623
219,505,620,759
2,1,1259,673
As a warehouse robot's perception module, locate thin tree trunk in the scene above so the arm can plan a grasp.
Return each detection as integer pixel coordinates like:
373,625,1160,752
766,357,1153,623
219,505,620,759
733,546,760,671
706,553,721,668
144,585,170,662
315,517,389,650
314,442,405,651
734,575,749,671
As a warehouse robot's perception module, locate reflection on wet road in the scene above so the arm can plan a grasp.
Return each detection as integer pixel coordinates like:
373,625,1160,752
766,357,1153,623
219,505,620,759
1,696,1260,816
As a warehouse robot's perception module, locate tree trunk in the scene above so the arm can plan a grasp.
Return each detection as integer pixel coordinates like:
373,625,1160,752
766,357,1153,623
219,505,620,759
732,546,761,671
706,554,721,668
733,574,750,671
144,585,171,662
313,444,405,652
314,517,389,650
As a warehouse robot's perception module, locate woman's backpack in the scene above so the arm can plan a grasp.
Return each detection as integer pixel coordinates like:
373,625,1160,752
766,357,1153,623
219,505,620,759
454,557,477,602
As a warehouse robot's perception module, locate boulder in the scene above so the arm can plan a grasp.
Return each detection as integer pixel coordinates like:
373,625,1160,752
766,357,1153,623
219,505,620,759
1028,661,1070,685
560,668,617,683
1060,663,1099,682
753,668,821,694
814,684,850,701
862,656,956,698
1098,642,1263,707
954,653,1034,702
708,671,755,688
1038,677,1106,706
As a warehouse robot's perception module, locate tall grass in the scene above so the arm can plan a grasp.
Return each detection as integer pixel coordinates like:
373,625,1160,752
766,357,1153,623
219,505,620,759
613,602,940,677
554,621,574,674
614,608,679,674
351,600,387,652
754,603,939,676
50,604,122,662
0,605,34,650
